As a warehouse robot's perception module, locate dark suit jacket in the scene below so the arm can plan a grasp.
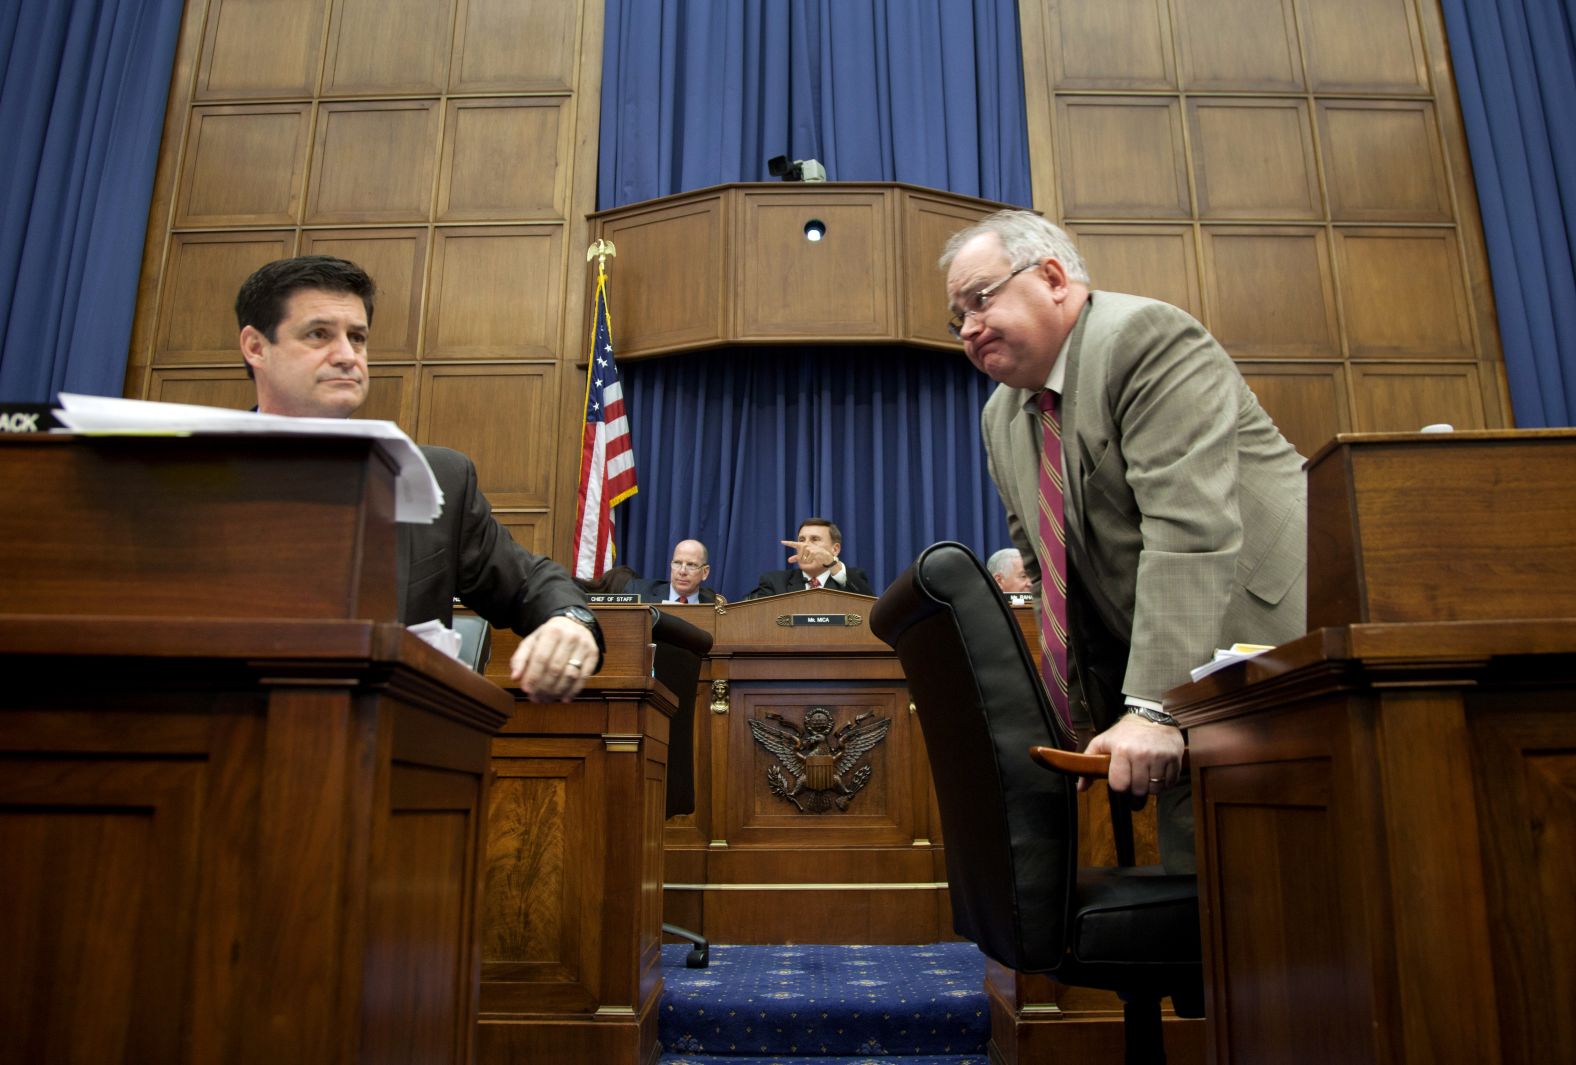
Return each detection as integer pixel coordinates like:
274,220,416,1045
624,577,719,604
398,445,587,633
746,565,874,599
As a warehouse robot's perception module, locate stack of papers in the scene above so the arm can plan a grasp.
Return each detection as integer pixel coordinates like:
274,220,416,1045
54,393,442,522
1189,643,1275,683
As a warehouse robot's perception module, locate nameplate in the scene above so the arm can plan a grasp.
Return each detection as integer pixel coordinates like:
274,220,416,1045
777,613,863,628
0,402,59,433
1006,593,1033,607
587,593,641,604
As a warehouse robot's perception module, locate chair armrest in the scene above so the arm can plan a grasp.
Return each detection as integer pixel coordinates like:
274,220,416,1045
1029,745,1190,778
1029,746,1110,777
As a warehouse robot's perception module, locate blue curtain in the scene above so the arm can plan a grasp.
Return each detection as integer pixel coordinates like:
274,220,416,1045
618,345,1008,602
599,0,1031,593
1439,0,1576,427
0,0,184,403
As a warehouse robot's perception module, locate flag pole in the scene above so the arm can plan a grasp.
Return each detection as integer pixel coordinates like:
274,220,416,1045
573,238,636,580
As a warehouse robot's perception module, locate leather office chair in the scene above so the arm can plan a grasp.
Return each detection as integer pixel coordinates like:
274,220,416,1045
650,607,714,968
450,611,493,672
871,542,1202,1064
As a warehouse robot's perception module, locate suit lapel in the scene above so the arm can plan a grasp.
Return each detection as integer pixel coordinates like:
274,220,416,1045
1059,300,1093,570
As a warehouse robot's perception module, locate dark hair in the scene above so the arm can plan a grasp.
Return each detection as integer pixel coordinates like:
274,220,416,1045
235,256,377,375
798,516,842,545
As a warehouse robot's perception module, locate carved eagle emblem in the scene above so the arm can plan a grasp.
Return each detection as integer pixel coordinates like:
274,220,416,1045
747,705,892,813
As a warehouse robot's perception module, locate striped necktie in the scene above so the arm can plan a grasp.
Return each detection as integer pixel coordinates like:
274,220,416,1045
1036,390,1072,737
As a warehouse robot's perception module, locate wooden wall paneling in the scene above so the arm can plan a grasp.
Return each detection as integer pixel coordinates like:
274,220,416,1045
1414,0,1512,424
306,101,442,224
901,191,1003,346
300,228,430,360
1202,227,1340,358
492,512,550,558
1296,0,1430,94
123,0,211,399
1348,362,1487,432
153,231,298,366
174,104,313,228
1065,224,1202,320
1056,97,1191,220
1173,0,1304,91
1014,0,1060,216
1235,361,1350,459
1318,101,1452,223
323,0,454,96
358,365,418,433
149,368,258,409
419,364,557,508
1334,227,1474,358
1044,0,1176,89
1188,98,1321,220
424,226,563,359
737,190,897,339
450,0,581,94
196,0,329,99
594,194,728,358
437,98,570,221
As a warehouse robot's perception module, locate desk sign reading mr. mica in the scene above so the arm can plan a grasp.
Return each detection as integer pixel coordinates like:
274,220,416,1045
777,612,863,627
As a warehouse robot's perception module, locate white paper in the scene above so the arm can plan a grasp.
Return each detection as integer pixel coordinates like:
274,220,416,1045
54,393,441,522
407,619,463,660
1188,643,1274,683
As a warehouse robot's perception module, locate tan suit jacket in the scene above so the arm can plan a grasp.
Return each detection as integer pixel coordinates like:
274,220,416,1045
981,291,1307,712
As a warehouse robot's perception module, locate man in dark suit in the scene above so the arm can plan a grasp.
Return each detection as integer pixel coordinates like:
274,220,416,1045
237,255,603,702
943,211,1306,870
746,517,874,598
626,539,722,604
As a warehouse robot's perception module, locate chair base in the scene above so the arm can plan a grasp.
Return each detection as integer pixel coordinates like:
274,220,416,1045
662,922,709,968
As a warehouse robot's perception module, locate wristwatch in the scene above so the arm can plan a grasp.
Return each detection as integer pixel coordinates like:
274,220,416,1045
548,604,607,658
1124,703,1180,728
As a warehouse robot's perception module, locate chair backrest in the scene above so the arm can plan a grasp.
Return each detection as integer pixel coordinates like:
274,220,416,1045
650,607,713,818
871,541,1076,972
450,612,492,672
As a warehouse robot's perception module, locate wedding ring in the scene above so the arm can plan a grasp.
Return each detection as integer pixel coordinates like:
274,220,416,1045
566,658,583,670
1149,777,1164,783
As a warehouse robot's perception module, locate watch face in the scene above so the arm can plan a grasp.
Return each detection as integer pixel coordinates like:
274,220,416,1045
563,606,596,624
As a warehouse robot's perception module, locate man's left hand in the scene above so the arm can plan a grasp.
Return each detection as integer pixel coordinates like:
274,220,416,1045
1080,714,1184,800
509,616,601,702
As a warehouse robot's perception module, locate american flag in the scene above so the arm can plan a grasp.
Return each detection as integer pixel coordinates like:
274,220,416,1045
573,270,638,579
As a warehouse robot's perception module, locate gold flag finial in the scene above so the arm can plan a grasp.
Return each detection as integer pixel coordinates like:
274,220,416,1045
586,238,616,278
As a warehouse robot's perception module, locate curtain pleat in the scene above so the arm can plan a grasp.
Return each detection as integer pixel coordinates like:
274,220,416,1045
0,0,184,402
1439,0,1576,427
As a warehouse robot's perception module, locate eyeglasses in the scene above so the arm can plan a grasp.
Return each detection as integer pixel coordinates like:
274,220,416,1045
670,560,707,572
947,262,1035,339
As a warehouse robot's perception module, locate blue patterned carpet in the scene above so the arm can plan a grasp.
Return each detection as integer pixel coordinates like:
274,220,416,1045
658,942,990,1065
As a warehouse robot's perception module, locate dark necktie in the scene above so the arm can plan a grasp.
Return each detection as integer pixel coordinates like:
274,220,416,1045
1037,390,1072,735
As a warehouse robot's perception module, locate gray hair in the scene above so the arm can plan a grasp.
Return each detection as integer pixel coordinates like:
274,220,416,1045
985,547,1023,578
938,209,1090,284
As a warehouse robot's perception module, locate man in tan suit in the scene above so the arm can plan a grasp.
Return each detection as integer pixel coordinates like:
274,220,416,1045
941,210,1307,870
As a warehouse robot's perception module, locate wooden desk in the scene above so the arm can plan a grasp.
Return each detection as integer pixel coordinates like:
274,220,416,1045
1169,621,1576,1064
474,611,672,1065
0,434,511,1065
0,617,509,1065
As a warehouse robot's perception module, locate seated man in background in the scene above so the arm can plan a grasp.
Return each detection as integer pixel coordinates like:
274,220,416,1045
627,539,723,603
986,547,1032,593
237,254,603,701
746,517,873,598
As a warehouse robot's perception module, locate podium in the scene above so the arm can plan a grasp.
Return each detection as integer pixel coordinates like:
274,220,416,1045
0,435,511,1065
1167,430,1576,1064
